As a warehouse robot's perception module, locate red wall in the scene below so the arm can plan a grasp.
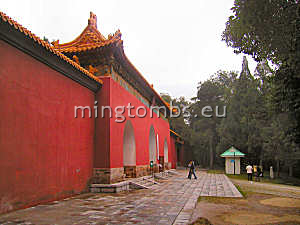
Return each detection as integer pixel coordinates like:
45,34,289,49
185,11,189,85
95,76,171,168
94,77,111,168
0,40,95,214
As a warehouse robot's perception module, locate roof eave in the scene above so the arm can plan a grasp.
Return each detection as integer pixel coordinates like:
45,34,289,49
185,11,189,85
0,12,102,92
221,155,245,157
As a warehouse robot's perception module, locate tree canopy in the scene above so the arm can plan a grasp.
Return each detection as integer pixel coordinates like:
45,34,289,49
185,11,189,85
222,0,298,65
160,0,300,177
162,56,299,177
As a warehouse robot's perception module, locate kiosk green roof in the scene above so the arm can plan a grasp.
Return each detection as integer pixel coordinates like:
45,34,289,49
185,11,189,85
220,146,245,157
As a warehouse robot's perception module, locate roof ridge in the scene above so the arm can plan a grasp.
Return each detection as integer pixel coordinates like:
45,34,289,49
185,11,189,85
52,25,122,53
220,146,245,157
52,12,122,53
0,11,103,84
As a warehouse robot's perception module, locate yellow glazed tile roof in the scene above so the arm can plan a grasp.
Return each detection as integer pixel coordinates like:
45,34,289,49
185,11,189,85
0,11,103,84
53,12,170,111
52,12,122,53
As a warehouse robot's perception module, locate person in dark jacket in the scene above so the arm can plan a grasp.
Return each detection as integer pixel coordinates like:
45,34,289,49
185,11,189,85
188,161,197,179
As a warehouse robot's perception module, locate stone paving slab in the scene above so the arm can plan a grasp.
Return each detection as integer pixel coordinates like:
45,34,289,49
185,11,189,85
0,170,242,225
198,173,242,198
172,172,242,225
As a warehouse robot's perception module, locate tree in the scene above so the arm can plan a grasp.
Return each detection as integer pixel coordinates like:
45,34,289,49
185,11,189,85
262,113,298,177
217,57,265,164
189,71,230,168
222,0,298,64
162,58,299,174
160,93,191,139
223,0,300,155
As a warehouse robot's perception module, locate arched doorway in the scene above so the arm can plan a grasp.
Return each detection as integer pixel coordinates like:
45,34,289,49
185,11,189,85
123,120,136,177
164,138,169,170
149,125,156,163
164,139,168,163
156,134,159,161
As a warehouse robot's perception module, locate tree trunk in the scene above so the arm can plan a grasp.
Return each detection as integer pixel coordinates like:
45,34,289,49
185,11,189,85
276,159,280,178
289,165,293,177
209,136,214,169
259,159,263,167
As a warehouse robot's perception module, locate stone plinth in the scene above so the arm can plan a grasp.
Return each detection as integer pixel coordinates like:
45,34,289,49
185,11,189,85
136,165,149,177
164,162,171,170
90,181,130,193
92,167,124,184
124,166,136,178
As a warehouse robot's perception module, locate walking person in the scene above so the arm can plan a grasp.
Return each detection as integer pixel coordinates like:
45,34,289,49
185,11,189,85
187,160,197,179
187,161,192,179
256,166,261,182
246,164,253,182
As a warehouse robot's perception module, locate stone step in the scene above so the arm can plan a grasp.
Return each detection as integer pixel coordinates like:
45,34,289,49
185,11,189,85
130,177,159,189
129,181,149,189
90,181,130,193
143,177,159,185
167,169,179,175
90,174,161,193
154,172,170,180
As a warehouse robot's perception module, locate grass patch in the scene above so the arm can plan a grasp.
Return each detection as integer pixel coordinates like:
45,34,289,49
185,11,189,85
227,173,300,187
189,217,213,225
262,176,300,187
234,183,248,198
226,173,248,180
207,169,225,174
198,196,243,204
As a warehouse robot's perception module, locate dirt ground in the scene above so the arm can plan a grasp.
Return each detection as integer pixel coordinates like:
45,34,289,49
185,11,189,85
191,180,300,225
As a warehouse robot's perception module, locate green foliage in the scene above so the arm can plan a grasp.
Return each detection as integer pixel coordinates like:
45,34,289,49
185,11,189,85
189,217,213,225
217,57,266,163
207,170,225,174
163,1,300,173
166,55,298,174
221,0,300,173
222,0,298,64
272,64,300,144
189,70,235,167
234,183,247,198
160,93,191,140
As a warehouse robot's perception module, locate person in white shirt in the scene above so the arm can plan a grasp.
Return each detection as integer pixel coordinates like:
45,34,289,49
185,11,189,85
246,164,253,181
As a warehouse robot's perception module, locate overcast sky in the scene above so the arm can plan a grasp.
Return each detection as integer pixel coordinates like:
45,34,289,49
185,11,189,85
0,0,257,99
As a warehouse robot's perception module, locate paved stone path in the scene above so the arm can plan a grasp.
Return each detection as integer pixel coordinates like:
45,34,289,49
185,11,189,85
0,171,241,225
173,172,242,225
198,173,243,198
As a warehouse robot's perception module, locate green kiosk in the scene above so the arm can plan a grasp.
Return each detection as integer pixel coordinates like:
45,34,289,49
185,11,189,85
221,146,245,174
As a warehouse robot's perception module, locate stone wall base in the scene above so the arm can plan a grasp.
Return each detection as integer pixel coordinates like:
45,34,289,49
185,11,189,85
91,167,124,184
136,165,149,177
90,181,130,193
153,164,160,173
165,162,171,170
91,164,165,184
124,165,156,178
124,166,136,178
